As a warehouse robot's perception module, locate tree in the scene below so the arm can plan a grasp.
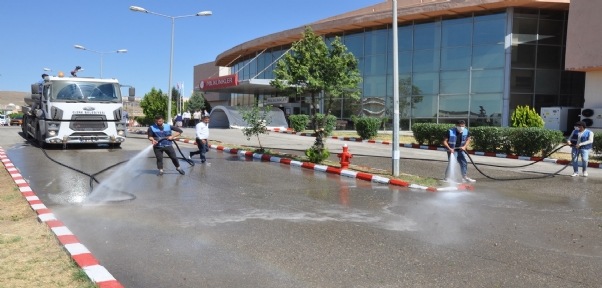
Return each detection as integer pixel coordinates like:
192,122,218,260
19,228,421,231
271,26,361,162
376,77,422,130
237,102,273,152
171,87,182,116
185,91,206,113
139,87,168,120
383,77,423,118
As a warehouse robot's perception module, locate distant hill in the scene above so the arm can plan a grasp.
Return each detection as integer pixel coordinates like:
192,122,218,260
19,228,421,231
0,91,27,106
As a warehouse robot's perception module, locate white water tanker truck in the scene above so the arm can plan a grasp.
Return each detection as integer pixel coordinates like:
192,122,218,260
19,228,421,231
23,73,135,148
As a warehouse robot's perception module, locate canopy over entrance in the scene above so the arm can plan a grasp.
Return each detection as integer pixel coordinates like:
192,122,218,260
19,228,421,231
209,105,288,129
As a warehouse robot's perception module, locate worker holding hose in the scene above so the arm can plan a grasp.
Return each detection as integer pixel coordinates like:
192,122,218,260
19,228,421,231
443,120,476,183
567,121,594,177
148,115,186,176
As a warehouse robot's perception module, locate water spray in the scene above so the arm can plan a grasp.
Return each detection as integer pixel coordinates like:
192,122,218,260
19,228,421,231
30,134,193,203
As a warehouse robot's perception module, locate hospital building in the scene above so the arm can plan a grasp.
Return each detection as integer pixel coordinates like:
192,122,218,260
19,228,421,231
193,0,602,130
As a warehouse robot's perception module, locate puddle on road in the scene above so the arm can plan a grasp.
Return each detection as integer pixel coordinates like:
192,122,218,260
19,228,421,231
197,207,418,232
224,156,247,161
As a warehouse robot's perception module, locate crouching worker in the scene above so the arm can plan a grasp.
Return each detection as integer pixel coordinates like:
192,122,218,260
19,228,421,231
443,120,476,183
148,115,185,176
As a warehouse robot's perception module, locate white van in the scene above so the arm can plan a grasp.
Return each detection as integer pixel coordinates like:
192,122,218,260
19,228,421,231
0,115,6,126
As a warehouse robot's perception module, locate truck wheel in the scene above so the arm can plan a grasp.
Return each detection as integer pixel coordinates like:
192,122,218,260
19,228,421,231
36,128,46,148
22,118,31,139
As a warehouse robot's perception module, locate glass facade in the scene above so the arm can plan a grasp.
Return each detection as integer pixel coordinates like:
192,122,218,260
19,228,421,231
510,8,585,115
227,8,585,129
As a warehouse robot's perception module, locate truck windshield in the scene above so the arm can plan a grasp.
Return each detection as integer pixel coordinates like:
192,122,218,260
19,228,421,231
51,82,122,102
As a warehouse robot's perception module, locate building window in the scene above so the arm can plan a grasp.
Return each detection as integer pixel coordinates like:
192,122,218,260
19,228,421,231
509,8,584,115
223,9,592,127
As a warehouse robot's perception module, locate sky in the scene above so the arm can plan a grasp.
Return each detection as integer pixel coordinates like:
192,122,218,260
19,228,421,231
0,0,383,97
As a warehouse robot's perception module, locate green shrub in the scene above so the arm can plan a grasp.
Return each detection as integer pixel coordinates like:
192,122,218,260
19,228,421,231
314,114,337,135
305,146,331,163
593,133,602,155
504,127,563,157
538,129,565,157
381,116,389,131
511,105,544,128
470,127,505,153
411,123,454,146
354,117,381,140
288,114,309,132
135,116,154,126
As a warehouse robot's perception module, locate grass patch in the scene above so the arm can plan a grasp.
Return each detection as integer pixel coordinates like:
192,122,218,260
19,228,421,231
0,166,97,287
0,235,23,244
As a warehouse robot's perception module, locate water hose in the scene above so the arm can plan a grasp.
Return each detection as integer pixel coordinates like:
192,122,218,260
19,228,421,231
33,143,136,202
447,143,584,181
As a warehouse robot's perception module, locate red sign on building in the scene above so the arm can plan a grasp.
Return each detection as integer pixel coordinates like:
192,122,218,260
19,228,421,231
198,74,238,90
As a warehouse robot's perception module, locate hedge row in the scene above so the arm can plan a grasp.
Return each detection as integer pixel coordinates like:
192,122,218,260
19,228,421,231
593,133,602,155
411,123,568,157
289,114,337,135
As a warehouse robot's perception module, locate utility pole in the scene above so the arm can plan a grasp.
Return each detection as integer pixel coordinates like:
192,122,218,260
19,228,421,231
392,0,400,176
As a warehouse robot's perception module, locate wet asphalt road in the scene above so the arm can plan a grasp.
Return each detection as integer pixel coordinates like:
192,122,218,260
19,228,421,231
1,126,601,287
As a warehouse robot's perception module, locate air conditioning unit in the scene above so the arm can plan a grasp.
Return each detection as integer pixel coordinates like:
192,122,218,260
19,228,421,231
580,108,602,128
541,107,581,132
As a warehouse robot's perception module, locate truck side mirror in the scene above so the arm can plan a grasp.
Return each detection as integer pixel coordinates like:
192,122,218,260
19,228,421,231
32,94,41,101
31,84,40,94
128,87,135,102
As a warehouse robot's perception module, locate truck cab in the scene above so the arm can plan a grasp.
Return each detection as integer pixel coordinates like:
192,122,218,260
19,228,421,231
24,74,134,147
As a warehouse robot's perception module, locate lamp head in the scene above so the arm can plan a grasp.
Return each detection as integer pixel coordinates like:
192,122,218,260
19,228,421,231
74,45,85,50
117,49,128,53
196,11,212,16
129,6,147,13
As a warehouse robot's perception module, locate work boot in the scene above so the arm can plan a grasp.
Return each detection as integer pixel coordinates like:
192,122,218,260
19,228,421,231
177,168,185,175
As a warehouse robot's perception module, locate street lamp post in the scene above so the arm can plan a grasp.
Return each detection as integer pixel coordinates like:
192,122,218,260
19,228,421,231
129,5,212,124
392,0,400,176
73,45,127,78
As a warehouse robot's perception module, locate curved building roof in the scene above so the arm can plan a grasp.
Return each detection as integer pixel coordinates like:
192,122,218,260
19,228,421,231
215,0,569,66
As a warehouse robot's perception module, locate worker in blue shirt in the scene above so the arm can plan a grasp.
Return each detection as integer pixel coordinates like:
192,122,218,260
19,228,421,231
147,115,185,176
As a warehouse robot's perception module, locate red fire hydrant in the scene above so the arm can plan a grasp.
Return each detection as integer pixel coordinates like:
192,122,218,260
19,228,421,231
337,144,353,169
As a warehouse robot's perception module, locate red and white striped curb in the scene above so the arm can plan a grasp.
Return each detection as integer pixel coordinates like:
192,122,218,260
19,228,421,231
127,129,472,192
0,147,124,288
266,128,601,169
169,139,473,192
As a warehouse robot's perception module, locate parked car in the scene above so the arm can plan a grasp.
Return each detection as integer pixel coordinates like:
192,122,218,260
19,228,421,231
10,116,23,126
0,115,6,126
